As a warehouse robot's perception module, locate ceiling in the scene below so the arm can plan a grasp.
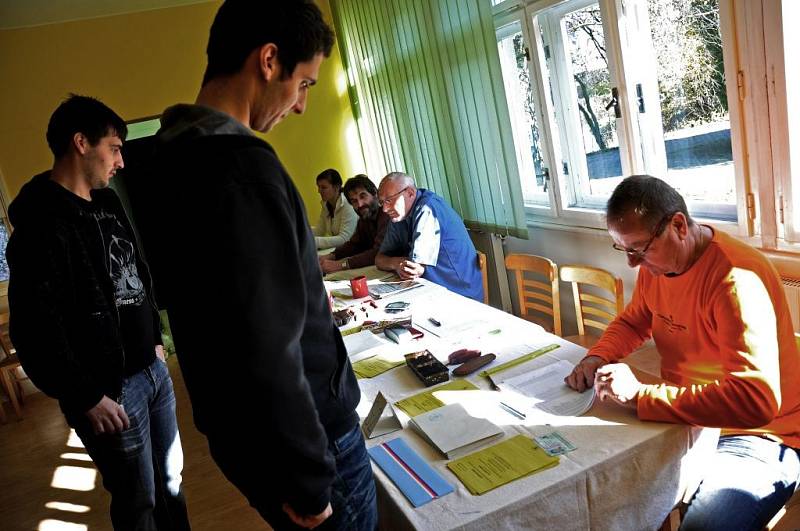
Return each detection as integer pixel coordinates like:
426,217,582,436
0,0,215,30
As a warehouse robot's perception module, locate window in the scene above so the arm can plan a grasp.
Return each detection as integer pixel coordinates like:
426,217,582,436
494,0,743,227
495,18,551,207
0,174,11,283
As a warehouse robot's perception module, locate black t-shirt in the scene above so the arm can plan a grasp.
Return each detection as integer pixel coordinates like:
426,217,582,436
72,192,156,375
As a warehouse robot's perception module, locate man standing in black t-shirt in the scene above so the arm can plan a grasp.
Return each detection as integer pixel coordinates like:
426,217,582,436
7,95,190,530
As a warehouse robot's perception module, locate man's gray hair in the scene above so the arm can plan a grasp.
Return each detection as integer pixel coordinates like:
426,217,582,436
382,171,416,190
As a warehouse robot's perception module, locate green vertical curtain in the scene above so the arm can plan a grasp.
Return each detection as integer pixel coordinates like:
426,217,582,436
331,0,529,238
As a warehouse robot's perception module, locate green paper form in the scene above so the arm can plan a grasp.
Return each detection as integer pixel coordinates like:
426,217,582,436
479,344,560,378
447,435,560,495
352,354,405,379
394,380,480,417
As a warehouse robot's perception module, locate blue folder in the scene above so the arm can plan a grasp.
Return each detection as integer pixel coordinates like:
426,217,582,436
368,437,454,507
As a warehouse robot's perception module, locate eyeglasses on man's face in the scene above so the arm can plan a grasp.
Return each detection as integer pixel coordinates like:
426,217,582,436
378,186,408,207
611,213,674,260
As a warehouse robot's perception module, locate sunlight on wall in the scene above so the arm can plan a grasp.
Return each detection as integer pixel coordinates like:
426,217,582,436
59,452,92,462
44,502,90,514
38,520,87,531
345,120,367,177
336,72,348,97
51,466,97,492
65,429,84,449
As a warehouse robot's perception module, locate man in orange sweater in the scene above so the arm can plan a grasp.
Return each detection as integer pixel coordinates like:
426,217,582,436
566,175,800,530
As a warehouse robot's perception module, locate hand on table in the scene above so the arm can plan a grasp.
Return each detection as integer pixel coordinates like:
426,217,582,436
282,502,332,529
320,258,343,274
594,363,641,410
397,259,424,280
565,355,606,392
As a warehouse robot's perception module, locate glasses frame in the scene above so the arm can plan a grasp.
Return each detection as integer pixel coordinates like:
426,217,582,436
611,213,675,260
378,186,409,207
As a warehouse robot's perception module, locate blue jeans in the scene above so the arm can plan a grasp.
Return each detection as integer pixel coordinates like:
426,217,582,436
260,423,378,530
319,424,378,531
681,435,800,531
70,358,190,530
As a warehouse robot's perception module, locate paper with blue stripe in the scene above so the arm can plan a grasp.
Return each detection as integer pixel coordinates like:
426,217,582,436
368,437,454,507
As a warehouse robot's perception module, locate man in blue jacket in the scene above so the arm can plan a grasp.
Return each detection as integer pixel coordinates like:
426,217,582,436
376,172,484,301
129,1,376,530
7,95,190,530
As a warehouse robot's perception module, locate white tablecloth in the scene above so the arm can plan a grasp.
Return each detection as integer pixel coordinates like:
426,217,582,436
326,276,718,531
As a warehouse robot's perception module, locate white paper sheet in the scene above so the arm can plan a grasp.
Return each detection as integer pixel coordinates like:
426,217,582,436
343,330,392,362
499,360,595,417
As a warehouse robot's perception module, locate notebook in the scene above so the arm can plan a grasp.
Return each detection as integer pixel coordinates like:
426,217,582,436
368,280,422,299
368,437,454,507
409,403,504,459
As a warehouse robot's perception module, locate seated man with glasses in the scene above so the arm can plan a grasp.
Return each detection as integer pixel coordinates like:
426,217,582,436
566,175,800,530
375,172,483,301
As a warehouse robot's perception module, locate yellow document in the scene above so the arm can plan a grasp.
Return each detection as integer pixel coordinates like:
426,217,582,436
394,380,480,417
446,435,560,495
352,353,405,379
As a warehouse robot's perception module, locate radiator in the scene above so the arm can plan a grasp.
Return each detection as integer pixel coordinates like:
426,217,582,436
468,231,512,312
782,278,800,332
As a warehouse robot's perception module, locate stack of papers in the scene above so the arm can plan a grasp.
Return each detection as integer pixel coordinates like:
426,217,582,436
368,438,454,507
409,403,503,459
495,359,595,416
447,435,560,495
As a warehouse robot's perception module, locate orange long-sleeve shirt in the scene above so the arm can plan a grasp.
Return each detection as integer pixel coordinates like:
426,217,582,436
589,229,800,448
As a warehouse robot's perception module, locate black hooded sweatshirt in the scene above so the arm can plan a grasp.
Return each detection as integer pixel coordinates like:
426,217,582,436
6,173,161,417
129,104,360,517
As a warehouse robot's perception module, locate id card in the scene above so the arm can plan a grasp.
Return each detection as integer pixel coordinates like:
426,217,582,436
533,431,576,456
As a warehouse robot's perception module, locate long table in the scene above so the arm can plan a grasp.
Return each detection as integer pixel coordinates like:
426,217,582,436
325,276,718,530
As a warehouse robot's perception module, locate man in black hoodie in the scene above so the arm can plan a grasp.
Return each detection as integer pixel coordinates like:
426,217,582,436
129,1,377,530
6,95,190,530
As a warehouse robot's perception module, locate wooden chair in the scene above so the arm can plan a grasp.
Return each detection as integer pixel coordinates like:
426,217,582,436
0,312,25,420
559,264,624,348
477,251,489,305
504,253,561,335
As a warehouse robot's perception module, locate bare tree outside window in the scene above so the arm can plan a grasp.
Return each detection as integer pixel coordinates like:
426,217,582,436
648,0,727,130
564,5,612,152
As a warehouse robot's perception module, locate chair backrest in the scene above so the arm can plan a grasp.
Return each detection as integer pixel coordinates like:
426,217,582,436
559,264,623,336
477,251,489,305
504,253,561,336
0,311,12,361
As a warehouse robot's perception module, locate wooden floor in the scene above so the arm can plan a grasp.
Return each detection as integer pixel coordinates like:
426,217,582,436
0,357,270,531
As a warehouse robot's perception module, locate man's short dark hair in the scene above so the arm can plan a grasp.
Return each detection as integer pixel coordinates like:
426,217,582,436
343,174,377,197
46,94,127,159
203,0,335,85
316,168,342,188
606,175,693,232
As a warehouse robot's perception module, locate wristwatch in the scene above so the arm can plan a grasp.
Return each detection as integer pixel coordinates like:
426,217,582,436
340,259,349,270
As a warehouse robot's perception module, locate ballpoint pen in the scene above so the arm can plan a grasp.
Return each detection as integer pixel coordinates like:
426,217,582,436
499,401,526,420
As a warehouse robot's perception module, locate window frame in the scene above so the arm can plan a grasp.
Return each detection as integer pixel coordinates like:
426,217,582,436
495,10,560,214
493,0,762,239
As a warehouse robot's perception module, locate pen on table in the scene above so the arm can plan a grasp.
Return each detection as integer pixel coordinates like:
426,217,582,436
499,401,526,420
428,317,442,327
